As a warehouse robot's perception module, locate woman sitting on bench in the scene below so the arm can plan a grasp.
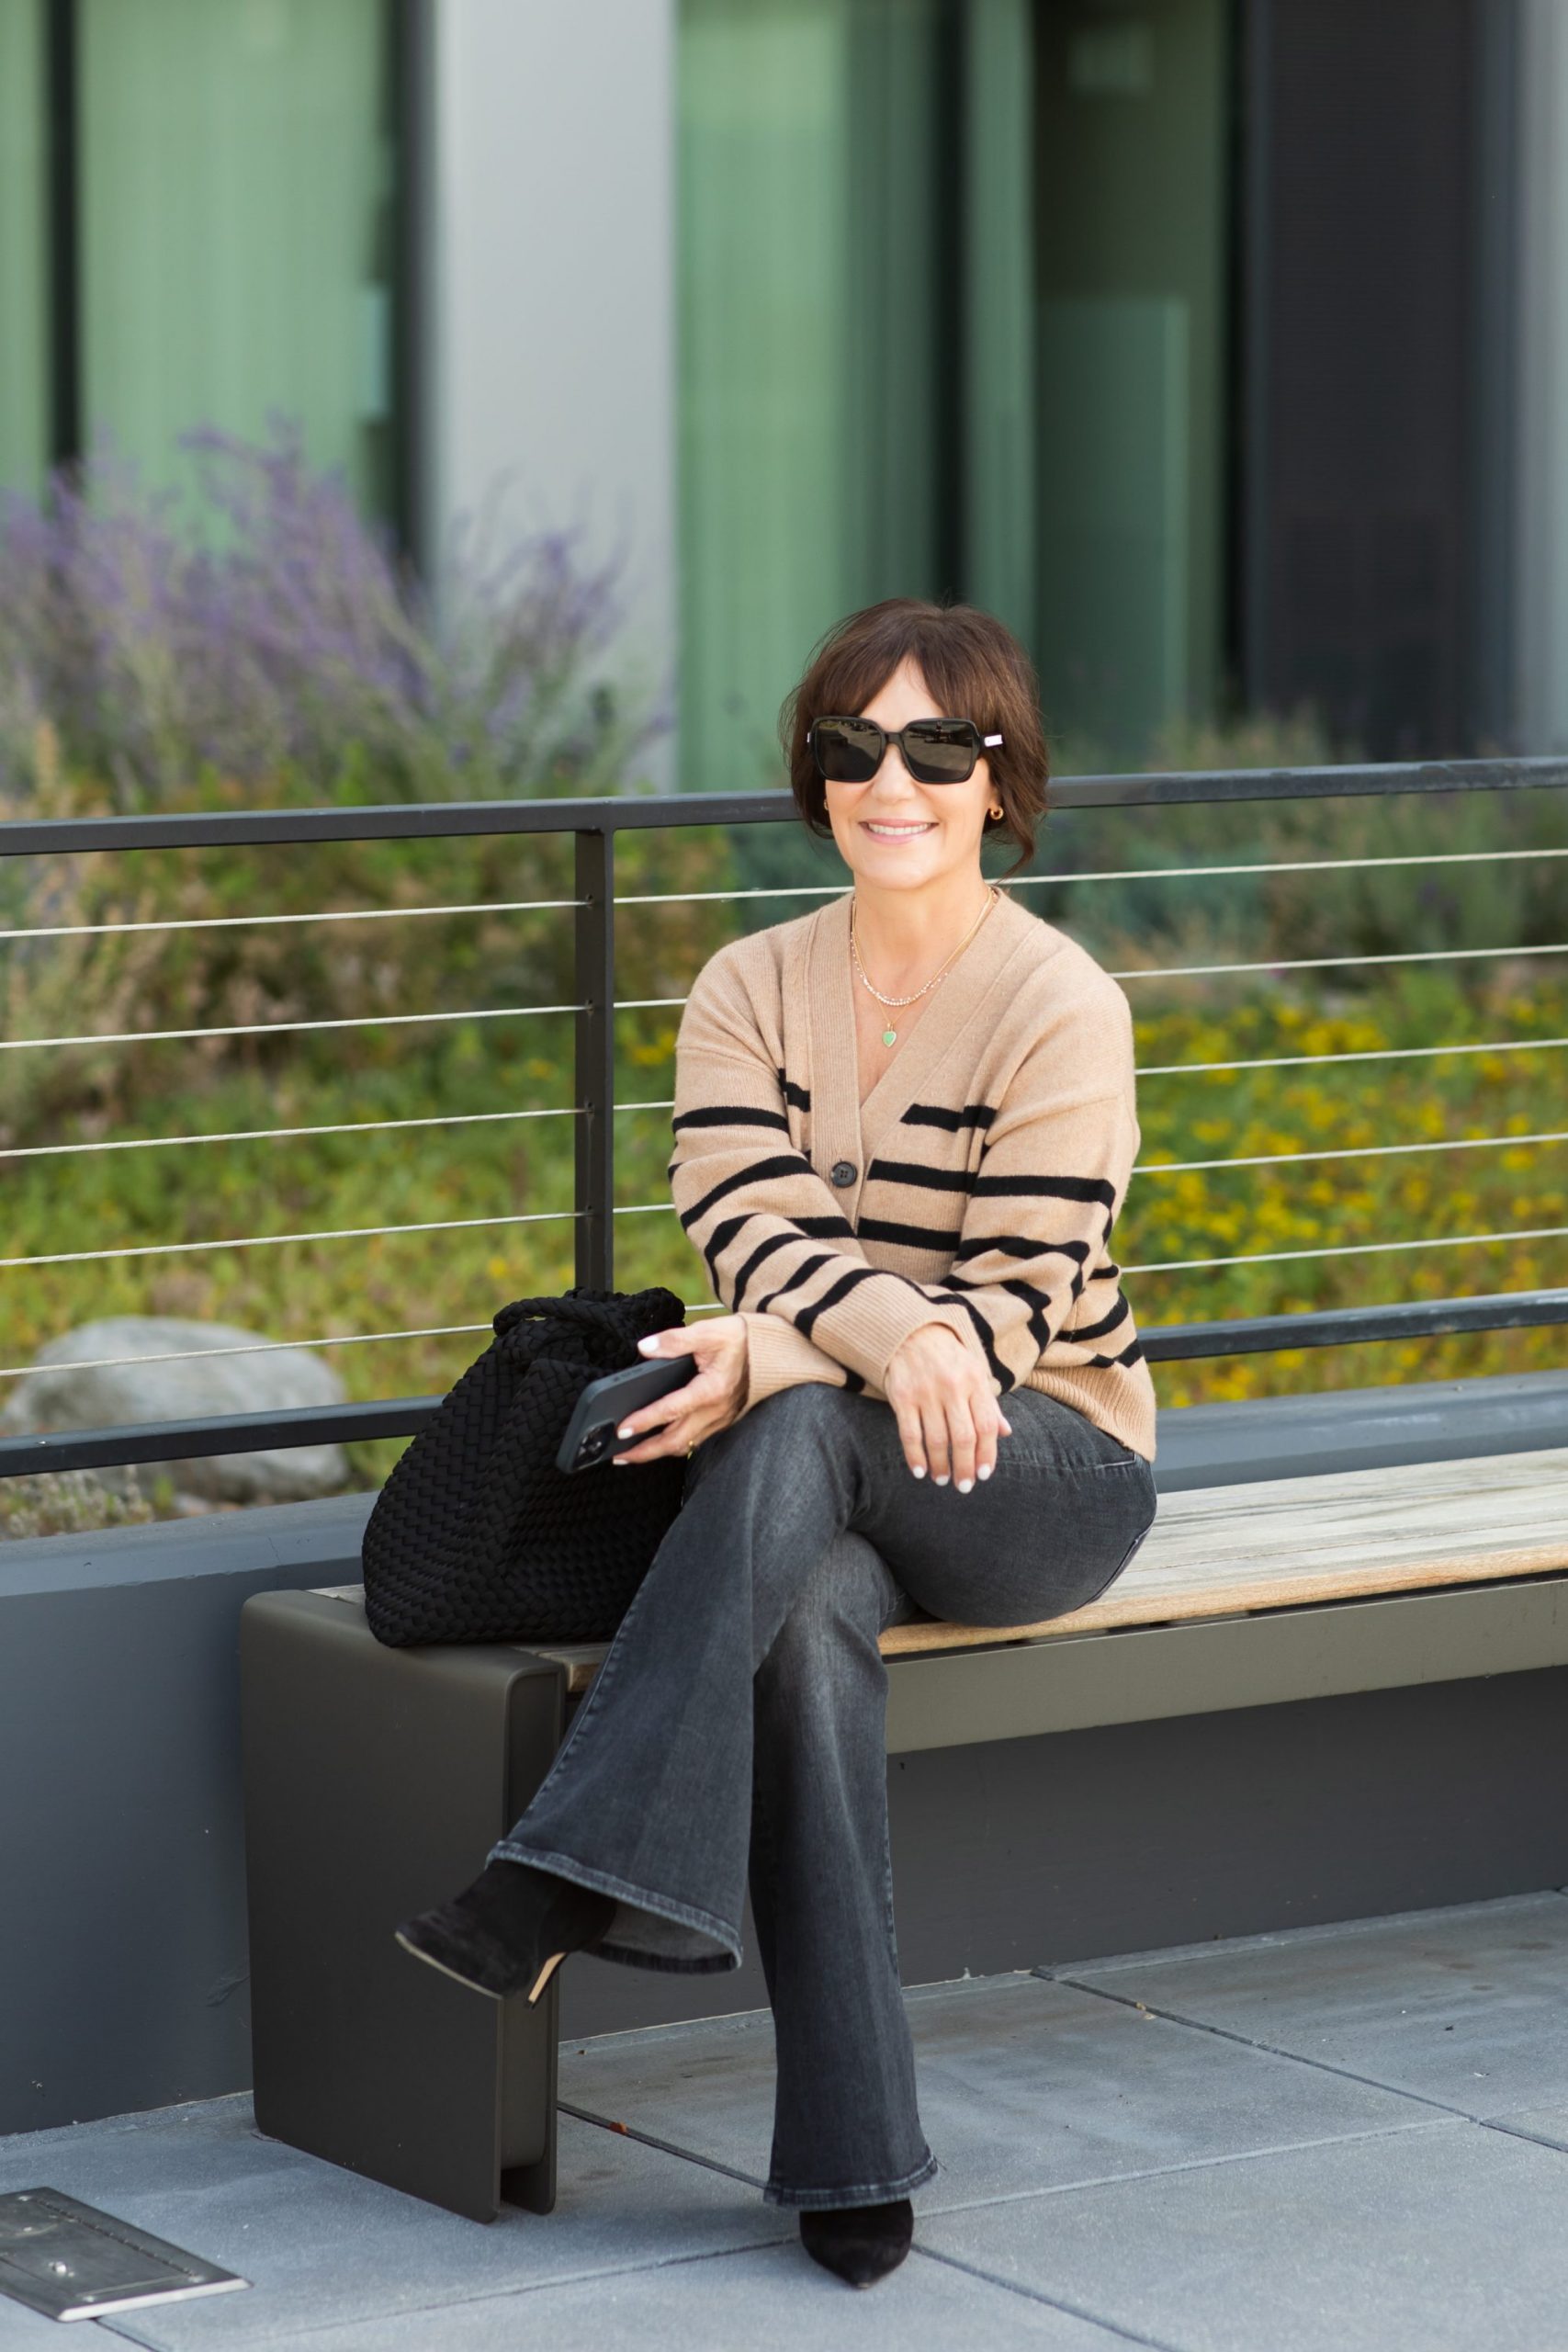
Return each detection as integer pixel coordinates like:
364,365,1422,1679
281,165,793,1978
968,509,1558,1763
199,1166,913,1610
397,596,1159,2288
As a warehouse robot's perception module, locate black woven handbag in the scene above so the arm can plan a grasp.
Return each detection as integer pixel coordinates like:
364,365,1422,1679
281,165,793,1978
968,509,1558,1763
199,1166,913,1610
361,1285,692,1648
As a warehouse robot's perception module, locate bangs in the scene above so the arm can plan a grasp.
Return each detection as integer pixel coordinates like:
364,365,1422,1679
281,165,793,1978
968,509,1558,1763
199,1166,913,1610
806,608,1010,732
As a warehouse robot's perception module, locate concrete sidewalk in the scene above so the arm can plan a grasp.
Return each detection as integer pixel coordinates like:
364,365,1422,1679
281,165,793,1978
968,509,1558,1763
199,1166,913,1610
5,1888,1568,2349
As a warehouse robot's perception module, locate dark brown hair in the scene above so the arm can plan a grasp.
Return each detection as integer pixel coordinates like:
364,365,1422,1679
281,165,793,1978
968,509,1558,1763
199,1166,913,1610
778,596,1048,881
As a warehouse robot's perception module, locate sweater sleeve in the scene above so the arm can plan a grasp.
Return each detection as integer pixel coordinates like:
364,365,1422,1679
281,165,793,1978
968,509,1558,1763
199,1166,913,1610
668,953,977,1404
902,1075,1143,1396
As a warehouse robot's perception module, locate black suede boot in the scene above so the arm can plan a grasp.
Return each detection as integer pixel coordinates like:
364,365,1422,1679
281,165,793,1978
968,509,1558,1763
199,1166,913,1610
798,2198,914,2288
396,1856,616,2003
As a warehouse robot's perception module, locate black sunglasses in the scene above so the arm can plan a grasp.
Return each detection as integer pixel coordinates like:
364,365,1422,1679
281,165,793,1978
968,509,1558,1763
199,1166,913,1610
808,714,1004,786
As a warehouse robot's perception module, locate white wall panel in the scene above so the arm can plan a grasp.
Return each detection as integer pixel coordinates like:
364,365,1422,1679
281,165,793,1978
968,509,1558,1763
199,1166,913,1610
430,0,678,778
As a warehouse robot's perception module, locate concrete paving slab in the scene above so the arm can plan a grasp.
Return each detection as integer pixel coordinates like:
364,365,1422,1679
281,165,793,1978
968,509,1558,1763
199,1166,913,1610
0,2097,789,2349
920,2117,1568,2352
215,2240,1127,2352
1485,2102,1568,2154
1055,1890,1568,2120
562,1967,1435,2208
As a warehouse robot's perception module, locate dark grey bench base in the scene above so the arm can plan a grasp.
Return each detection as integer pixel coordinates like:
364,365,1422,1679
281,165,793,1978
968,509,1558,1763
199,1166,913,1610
240,1594,568,2222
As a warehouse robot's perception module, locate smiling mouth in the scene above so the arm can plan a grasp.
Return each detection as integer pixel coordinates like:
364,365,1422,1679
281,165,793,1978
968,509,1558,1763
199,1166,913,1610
862,821,936,838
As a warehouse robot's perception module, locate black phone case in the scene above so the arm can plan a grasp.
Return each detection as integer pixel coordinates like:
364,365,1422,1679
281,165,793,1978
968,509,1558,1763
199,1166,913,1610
555,1353,699,1473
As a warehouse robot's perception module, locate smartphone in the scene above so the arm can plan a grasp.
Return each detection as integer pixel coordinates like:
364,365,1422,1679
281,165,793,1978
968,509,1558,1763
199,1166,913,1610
555,1352,699,1473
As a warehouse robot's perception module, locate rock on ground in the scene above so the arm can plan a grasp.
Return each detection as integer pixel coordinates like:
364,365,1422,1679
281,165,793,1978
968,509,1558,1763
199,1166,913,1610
0,1315,353,1504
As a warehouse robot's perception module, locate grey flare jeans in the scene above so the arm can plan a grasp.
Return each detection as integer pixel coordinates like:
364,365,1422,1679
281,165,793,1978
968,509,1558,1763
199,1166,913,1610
491,1379,1158,2210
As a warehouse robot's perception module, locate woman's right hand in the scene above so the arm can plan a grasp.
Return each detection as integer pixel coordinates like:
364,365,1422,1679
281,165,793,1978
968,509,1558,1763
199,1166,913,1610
883,1322,1013,1491
608,1316,750,1464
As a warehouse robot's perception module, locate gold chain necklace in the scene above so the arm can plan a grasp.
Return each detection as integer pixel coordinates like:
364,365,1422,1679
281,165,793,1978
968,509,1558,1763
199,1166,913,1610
850,885,999,1046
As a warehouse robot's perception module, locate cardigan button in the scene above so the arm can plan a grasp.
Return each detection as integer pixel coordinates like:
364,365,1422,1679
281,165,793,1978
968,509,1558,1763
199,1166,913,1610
829,1159,858,1187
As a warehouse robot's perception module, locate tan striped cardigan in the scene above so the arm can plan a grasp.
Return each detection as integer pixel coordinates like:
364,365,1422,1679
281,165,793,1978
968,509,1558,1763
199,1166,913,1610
667,883,1158,1462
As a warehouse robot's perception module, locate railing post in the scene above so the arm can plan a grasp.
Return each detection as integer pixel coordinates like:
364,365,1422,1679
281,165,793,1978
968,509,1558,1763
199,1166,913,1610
573,827,615,1292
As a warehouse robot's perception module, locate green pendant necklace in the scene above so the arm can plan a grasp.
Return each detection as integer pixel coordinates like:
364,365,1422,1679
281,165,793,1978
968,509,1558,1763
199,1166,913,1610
850,886,999,1047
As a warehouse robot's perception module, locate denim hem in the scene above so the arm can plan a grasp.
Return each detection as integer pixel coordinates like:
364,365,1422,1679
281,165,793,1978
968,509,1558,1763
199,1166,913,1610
763,2148,940,2211
487,1838,743,1970
588,1939,739,1978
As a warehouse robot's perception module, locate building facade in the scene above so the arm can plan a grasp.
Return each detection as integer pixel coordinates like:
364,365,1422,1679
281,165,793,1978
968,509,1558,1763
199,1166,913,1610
3,0,1566,788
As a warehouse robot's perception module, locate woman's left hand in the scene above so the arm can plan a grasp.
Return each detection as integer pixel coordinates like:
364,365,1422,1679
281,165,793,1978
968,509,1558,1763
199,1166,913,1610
610,1316,750,1464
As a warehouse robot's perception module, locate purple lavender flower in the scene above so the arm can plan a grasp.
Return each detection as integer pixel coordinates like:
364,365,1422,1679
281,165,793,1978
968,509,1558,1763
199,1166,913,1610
0,416,666,808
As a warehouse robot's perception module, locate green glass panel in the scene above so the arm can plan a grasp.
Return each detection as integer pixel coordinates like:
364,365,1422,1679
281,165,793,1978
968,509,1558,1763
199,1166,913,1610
0,0,47,495
677,0,965,800
80,0,390,516
679,0,854,801
964,0,1037,651
1033,0,1229,767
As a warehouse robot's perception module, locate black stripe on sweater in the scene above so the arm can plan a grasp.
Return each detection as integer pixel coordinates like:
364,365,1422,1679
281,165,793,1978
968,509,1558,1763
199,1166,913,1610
791,1263,886,1340
711,1217,855,1306
760,1250,866,1317
671,1102,791,1136
1080,1337,1145,1370
973,1171,1116,1207
856,1214,965,1253
899,1101,997,1133
950,1231,1094,1270
942,1270,1071,1363
716,1225,804,1306
678,1151,821,1230
931,1287,1030,1386
865,1157,976,1196
1069,1295,1132,1344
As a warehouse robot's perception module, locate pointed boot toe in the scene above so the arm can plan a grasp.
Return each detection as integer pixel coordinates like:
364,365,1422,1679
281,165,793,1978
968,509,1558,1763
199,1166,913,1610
396,1856,616,2003
799,2198,914,2288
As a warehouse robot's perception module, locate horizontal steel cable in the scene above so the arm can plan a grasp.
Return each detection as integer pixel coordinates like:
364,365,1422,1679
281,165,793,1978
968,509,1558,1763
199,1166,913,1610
6,992,1568,1064
3,1110,1564,1184
6,1193,1565,1287
1131,1221,1568,1274
0,1104,577,1161
5,841,1568,946
1116,940,1568,981
1137,1034,1568,1076
1115,1126,1568,1176
625,844,1568,901
0,1001,581,1053
0,1204,577,1272
0,895,585,944
0,1321,497,1385
5,1111,1566,1182
591,1122,1568,1207
6,1221,1566,1386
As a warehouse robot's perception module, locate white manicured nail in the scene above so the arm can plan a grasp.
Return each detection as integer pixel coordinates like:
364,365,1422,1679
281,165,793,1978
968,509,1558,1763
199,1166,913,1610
957,1477,974,1493
617,1426,634,1440
977,1464,994,1480
934,1474,949,1486
911,1464,925,1478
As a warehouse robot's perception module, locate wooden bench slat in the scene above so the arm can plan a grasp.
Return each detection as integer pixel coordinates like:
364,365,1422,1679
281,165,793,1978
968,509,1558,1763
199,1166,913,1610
316,1445,1568,1695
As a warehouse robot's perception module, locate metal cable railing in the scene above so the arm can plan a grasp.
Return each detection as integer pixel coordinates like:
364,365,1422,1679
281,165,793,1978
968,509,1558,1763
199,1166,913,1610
3,760,1567,1479
6,1003,1568,1065
7,839,1568,946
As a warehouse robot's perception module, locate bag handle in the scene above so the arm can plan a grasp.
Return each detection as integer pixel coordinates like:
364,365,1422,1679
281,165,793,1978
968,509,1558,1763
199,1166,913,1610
491,1287,687,1347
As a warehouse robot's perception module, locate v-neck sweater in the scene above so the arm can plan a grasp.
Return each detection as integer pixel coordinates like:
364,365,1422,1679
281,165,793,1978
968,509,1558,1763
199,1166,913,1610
668,884,1158,1463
